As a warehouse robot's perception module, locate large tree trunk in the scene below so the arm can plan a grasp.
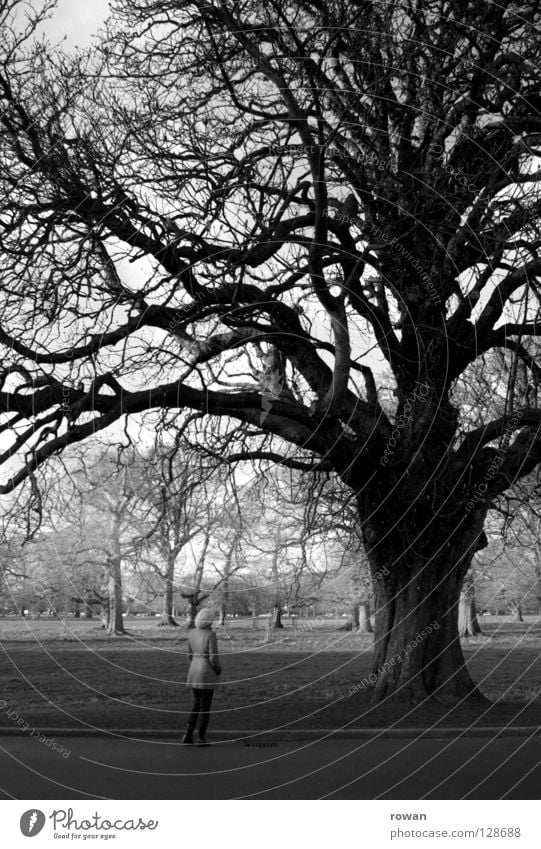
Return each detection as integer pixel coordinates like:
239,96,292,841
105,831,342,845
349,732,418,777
458,595,482,635
364,506,489,705
271,603,284,628
218,541,235,626
342,601,373,632
458,581,482,636
535,562,541,615
186,602,196,629
185,596,199,629
217,603,226,626
511,602,524,622
270,532,284,629
358,601,373,634
181,589,209,628
105,502,126,636
107,554,125,635
160,561,178,626
218,572,230,624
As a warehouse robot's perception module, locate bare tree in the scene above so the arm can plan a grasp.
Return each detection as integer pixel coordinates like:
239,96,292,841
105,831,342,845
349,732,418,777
474,478,541,617
213,527,245,626
178,494,249,626
4,1,541,702
132,442,220,626
240,474,331,628
59,445,155,635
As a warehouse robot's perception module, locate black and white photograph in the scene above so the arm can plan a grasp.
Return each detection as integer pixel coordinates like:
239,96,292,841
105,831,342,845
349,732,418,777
0,0,540,842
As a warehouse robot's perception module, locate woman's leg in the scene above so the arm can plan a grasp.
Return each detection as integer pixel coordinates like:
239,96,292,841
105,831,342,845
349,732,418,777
198,689,214,737
182,689,202,743
188,688,202,727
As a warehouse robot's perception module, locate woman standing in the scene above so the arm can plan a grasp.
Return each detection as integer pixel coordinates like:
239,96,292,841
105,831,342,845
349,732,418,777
182,607,221,746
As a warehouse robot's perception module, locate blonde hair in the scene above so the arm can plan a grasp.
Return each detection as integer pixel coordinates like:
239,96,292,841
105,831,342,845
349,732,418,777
194,608,216,628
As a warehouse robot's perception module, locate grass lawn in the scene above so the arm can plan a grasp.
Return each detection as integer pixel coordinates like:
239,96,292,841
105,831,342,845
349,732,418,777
0,615,540,731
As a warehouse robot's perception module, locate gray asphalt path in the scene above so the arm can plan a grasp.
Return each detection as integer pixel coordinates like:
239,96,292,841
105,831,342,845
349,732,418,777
1,733,540,799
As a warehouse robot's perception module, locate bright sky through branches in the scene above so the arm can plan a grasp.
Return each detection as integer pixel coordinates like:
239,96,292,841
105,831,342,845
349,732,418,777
38,0,110,48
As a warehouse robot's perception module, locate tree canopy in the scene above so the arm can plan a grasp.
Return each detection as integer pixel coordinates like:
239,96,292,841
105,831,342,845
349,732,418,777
2,0,541,702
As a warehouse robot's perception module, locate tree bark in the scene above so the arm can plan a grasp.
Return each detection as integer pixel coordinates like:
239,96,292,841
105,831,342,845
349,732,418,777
160,561,179,626
217,602,226,626
512,602,524,622
218,540,235,626
271,603,284,628
534,559,541,615
181,589,209,628
341,601,372,632
458,595,482,635
358,601,373,633
107,554,125,635
106,505,126,635
186,599,197,629
270,532,283,628
458,582,482,636
364,507,489,705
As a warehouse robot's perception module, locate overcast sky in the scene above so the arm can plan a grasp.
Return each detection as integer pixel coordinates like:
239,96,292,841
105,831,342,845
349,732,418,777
38,0,111,48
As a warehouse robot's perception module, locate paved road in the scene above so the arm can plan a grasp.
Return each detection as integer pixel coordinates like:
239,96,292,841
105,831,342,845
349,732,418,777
1,732,540,799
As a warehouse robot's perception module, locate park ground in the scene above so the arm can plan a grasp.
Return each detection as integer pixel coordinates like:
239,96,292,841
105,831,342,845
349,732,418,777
0,614,540,733
2,733,541,799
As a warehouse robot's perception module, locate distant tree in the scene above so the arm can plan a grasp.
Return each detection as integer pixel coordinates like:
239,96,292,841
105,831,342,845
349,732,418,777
56,445,157,635
458,571,482,637
213,526,245,626
132,441,220,626
239,473,333,628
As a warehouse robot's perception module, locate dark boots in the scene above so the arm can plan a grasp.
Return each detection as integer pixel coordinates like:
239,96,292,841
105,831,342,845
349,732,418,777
181,723,195,744
197,730,210,747
182,725,210,746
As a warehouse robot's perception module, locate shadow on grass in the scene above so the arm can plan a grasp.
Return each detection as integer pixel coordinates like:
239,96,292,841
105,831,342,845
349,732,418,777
1,640,540,732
